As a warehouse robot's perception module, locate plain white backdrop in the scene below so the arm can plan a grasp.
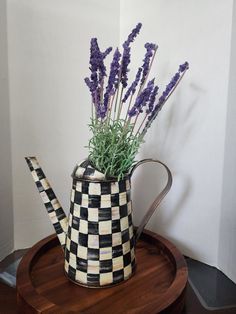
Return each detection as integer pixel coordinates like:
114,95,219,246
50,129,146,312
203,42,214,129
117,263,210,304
0,0,235,283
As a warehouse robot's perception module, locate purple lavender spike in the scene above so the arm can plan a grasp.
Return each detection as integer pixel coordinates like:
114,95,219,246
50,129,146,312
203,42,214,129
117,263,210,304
121,23,142,88
85,38,112,118
128,79,155,117
179,61,189,72
122,67,142,103
141,43,157,85
103,48,121,117
143,62,189,134
146,85,159,114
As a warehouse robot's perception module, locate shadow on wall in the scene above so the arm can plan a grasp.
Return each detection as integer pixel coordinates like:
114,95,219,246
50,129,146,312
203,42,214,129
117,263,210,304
132,81,206,255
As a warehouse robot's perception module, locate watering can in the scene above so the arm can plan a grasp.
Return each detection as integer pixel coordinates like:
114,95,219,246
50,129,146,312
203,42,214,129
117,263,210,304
25,157,172,287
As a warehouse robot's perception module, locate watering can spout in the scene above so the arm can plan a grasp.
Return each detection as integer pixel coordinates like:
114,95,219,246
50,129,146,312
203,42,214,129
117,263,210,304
25,157,68,248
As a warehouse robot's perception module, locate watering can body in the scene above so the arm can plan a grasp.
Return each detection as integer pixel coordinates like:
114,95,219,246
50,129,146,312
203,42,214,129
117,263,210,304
25,157,172,287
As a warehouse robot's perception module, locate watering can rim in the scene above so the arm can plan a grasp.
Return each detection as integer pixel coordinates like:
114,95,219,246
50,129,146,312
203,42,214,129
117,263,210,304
71,158,132,183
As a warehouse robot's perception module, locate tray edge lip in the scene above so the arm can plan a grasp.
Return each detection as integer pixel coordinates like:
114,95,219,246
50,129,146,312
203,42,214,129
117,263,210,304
16,230,188,313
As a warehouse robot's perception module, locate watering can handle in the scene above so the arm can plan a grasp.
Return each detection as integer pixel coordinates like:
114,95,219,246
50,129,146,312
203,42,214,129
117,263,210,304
130,159,173,243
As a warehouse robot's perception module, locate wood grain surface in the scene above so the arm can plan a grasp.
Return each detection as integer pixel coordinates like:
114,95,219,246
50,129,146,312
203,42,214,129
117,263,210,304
17,230,188,313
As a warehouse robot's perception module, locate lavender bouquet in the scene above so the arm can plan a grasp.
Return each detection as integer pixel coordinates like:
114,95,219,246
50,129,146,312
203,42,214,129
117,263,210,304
85,23,189,179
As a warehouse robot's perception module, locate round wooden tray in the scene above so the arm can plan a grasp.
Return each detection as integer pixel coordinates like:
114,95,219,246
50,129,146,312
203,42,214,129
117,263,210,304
17,230,188,313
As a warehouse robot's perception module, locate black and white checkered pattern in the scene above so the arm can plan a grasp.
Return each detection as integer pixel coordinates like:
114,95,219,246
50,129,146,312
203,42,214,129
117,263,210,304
25,157,68,247
72,159,107,181
64,161,136,287
26,157,136,287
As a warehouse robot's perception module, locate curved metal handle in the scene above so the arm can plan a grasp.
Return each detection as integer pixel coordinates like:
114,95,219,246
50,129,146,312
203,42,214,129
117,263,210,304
130,159,173,243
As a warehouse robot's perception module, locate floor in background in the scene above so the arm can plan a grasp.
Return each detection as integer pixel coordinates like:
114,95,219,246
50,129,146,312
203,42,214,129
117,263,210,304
186,257,236,311
0,249,28,288
0,258,22,287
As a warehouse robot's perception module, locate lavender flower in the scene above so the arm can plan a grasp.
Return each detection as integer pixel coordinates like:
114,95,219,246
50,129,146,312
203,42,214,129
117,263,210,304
102,47,112,59
143,62,189,135
121,23,142,88
146,85,159,114
128,79,155,117
85,38,112,118
103,48,121,117
146,72,180,122
122,67,142,103
140,43,157,85
179,61,189,72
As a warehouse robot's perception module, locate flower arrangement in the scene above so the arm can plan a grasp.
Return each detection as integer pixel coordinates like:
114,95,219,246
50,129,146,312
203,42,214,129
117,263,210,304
85,23,189,179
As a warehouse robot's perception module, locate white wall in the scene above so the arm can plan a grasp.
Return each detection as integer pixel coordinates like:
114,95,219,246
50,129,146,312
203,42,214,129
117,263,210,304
120,0,233,268
0,0,14,260
7,0,120,248
218,1,236,283
4,0,236,283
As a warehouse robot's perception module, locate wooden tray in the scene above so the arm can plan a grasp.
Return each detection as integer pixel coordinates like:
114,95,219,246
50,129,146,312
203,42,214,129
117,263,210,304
17,230,188,313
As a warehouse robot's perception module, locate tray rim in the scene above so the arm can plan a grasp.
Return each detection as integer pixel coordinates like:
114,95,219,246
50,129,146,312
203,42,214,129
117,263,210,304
17,229,188,313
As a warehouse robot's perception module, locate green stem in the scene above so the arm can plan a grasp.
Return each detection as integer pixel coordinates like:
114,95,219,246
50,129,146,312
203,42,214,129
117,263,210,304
130,114,139,135
135,113,148,137
91,102,94,120
113,84,120,120
124,94,134,123
116,87,124,120
107,93,115,124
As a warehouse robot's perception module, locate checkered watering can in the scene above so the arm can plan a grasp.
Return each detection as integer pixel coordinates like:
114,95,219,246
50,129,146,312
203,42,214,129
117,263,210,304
25,157,172,287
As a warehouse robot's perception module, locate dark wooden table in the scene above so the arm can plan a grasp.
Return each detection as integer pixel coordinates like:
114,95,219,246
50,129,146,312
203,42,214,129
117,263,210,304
17,230,188,313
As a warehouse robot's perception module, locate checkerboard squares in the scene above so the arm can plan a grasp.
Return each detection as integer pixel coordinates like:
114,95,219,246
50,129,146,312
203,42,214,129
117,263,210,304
69,252,77,269
125,179,131,191
77,245,88,259
75,270,87,284
89,182,101,195
75,167,86,178
71,228,79,243
112,232,122,246
40,191,50,204
60,217,68,232
112,256,124,271
58,232,66,247
75,181,82,192
51,198,61,210
40,178,50,190
100,194,111,208
129,226,133,239
124,264,132,279
48,211,58,225
99,221,112,235
64,260,69,273
111,182,119,194
94,170,106,180
122,241,131,255
81,194,89,207
131,247,135,261
68,213,73,225
70,189,75,202
99,247,112,261
119,192,127,206
112,207,120,220
120,216,129,231
87,260,100,274
100,272,113,286
32,170,39,182
88,234,99,249
79,219,88,234
127,201,132,215
66,237,71,249
73,203,80,218
88,208,98,222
